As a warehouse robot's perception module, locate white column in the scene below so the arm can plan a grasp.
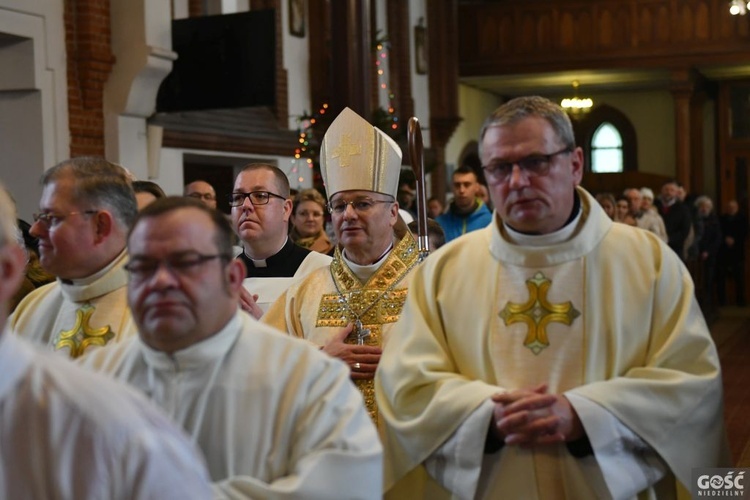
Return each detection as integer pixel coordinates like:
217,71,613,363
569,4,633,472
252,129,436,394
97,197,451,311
104,0,176,181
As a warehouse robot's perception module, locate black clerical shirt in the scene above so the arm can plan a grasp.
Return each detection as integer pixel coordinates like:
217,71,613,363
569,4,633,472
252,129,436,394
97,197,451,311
237,239,312,278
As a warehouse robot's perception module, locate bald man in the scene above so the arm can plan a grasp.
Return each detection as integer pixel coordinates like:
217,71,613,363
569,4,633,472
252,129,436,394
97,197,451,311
185,180,217,209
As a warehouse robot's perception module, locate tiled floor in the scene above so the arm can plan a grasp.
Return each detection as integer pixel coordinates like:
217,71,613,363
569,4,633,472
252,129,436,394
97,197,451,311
712,306,750,466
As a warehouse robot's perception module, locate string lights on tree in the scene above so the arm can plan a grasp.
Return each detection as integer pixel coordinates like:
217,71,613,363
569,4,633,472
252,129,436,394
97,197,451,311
290,103,328,188
288,33,399,188
373,31,399,136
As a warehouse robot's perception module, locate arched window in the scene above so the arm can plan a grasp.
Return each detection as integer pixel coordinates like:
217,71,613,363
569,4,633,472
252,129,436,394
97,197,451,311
573,104,637,172
590,122,624,173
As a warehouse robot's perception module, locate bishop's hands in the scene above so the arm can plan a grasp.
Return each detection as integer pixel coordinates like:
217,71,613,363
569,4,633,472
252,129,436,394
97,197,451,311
490,384,584,446
321,324,382,381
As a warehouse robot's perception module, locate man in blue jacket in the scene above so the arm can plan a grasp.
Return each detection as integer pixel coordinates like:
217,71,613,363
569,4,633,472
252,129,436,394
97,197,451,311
437,166,492,242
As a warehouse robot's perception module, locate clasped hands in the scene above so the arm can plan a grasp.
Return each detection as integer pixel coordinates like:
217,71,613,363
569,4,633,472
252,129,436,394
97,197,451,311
321,324,381,381
490,383,584,446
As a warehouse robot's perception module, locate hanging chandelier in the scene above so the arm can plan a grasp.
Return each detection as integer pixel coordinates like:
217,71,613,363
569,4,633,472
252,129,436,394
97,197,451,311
560,81,593,115
730,0,749,15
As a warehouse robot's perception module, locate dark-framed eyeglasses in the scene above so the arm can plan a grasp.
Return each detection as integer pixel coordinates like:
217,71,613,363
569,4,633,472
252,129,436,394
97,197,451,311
327,197,393,215
32,210,97,229
228,191,286,207
124,252,231,282
482,147,572,183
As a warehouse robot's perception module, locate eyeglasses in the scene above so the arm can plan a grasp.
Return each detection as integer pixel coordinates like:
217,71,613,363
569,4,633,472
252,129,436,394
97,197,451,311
32,210,97,228
187,193,216,201
327,197,393,215
124,252,231,282
482,147,572,182
228,191,286,207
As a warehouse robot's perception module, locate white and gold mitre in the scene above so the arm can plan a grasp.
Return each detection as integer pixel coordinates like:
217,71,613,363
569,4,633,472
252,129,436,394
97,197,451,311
320,107,402,199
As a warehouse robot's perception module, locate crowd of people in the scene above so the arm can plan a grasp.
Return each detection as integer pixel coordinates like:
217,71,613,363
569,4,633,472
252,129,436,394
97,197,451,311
594,180,748,314
0,98,730,498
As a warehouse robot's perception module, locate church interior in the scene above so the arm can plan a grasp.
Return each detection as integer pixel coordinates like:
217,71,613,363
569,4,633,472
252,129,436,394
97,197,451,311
1,0,750,465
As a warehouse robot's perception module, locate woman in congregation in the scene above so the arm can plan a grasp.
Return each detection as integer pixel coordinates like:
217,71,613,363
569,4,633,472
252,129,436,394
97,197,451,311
290,188,335,255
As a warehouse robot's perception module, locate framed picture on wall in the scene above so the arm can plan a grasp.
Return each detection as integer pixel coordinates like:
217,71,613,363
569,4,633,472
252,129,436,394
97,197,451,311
414,19,427,75
289,0,305,38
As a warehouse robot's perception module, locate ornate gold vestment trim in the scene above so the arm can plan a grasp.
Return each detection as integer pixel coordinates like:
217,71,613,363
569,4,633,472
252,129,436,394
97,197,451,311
316,233,419,422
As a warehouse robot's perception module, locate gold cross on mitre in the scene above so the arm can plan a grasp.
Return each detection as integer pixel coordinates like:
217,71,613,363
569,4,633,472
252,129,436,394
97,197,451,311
498,272,580,355
54,303,115,358
331,134,362,167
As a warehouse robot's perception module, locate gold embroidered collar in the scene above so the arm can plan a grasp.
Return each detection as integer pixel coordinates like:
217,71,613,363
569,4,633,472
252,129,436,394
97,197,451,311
330,231,418,298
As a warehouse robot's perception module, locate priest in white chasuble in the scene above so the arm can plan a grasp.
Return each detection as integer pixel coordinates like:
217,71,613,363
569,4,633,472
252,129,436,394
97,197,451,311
0,181,214,499
11,157,138,358
80,196,382,500
375,96,729,499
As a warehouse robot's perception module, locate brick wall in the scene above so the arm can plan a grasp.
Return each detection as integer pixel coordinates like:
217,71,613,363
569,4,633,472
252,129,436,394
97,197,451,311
64,0,115,157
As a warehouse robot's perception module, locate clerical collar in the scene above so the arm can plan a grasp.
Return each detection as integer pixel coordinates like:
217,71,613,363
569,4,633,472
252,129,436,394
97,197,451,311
140,312,241,372
66,248,127,286
503,196,583,247
244,237,288,267
342,242,394,282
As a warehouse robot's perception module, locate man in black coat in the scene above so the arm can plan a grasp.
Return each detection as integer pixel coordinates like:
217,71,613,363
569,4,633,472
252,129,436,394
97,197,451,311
718,199,748,306
656,180,693,261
